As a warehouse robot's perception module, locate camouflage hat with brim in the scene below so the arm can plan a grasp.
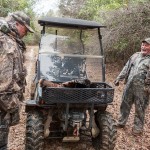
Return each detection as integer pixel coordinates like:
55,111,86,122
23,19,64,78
9,11,34,33
142,38,150,44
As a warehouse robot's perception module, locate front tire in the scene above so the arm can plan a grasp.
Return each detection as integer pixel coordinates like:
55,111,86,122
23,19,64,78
25,110,44,150
92,111,117,150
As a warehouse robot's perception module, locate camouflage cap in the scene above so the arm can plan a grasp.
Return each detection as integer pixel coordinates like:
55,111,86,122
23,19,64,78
9,11,34,33
142,38,150,44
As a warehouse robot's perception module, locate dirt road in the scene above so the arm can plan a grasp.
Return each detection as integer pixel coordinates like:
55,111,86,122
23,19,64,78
8,46,150,150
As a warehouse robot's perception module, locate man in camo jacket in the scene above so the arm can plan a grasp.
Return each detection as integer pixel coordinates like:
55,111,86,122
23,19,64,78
0,11,34,149
114,38,150,135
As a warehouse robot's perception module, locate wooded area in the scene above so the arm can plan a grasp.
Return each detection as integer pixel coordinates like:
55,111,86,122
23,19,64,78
0,0,149,62
1,1,150,149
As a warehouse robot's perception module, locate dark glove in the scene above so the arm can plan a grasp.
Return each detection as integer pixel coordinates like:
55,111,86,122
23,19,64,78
114,79,119,86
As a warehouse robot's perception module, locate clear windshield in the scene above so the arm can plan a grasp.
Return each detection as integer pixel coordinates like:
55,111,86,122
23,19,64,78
39,28,104,82
39,28,101,55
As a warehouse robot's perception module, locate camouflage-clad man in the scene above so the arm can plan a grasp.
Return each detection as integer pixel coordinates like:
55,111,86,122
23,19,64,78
114,38,150,135
0,11,34,149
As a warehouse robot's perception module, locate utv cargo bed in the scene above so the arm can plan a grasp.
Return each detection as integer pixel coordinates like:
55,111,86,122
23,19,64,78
41,82,114,104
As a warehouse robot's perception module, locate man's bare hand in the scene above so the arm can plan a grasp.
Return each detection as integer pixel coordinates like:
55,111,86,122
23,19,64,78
145,78,150,85
144,85,150,94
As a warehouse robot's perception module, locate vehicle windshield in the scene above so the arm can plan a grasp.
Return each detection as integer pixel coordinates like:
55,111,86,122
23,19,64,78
39,28,101,55
39,28,104,82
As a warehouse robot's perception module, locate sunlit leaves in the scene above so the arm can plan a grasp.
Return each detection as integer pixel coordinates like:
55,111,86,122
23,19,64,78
0,0,36,16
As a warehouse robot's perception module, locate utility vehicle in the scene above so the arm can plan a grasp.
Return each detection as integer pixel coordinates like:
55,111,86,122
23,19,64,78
25,17,117,150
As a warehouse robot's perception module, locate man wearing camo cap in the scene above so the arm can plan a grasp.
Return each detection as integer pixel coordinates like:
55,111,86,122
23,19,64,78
114,38,150,135
0,11,34,149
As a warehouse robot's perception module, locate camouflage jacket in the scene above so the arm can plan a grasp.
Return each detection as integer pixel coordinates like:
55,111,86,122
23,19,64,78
0,19,26,94
116,52,150,83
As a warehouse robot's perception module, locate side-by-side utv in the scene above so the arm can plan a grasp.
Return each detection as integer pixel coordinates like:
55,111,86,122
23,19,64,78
25,17,117,150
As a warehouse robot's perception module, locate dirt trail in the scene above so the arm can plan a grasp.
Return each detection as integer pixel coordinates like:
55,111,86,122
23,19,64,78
8,46,150,150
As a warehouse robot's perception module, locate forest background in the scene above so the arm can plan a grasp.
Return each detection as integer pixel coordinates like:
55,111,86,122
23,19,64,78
0,0,149,64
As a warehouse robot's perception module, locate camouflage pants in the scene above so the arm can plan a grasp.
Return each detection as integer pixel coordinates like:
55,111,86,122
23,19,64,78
0,145,7,150
118,74,149,130
0,94,21,149
0,109,20,150
0,111,9,150
0,93,20,125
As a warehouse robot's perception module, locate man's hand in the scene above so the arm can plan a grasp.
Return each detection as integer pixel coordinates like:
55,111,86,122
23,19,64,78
144,77,150,94
145,78,150,85
114,79,119,86
144,85,150,94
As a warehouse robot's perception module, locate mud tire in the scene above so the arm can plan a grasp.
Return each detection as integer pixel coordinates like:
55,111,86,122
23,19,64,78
25,110,44,150
92,111,117,150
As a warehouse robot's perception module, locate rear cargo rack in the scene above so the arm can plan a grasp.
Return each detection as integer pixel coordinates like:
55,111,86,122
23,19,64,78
41,82,114,104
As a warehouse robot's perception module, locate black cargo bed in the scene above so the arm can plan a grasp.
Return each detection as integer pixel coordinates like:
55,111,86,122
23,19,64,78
41,82,114,104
